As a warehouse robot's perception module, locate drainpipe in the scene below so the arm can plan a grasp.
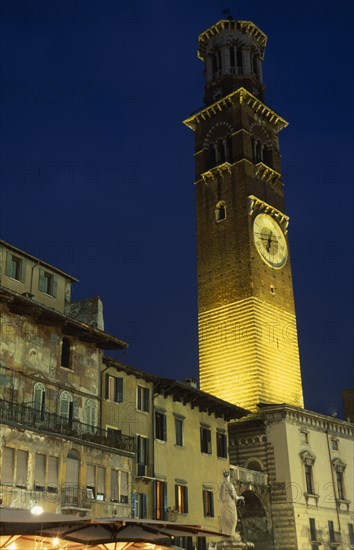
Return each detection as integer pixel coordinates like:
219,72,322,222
326,427,341,535
29,261,40,296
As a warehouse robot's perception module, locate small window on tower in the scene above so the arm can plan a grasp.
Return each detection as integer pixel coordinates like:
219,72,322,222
215,201,226,223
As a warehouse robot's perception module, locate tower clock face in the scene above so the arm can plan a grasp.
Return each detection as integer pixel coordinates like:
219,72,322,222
253,213,288,268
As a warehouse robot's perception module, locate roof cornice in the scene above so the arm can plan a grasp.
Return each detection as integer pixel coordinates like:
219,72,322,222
183,87,288,133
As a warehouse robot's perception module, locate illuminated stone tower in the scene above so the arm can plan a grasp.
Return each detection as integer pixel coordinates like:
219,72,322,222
184,19,304,412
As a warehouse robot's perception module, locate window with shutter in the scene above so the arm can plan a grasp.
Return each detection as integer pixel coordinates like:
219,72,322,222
66,457,79,485
6,253,25,282
85,400,97,429
1,447,14,485
216,431,227,458
200,426,212,454
33,382,45,411
175,418,183,446
115,377,123,402
155,411,167,441
137,436,148,466
120,471,128,503
47,456,58,492
34,454,46,490
111,469,119,502
16,450,28,488
38,269,57,297
97,467,105,500
86,464,96,499
59,391,73,419
137,386,150,412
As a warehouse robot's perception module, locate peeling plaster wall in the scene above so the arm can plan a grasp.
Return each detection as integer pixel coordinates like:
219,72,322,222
0,306,101,411
0,425,133,518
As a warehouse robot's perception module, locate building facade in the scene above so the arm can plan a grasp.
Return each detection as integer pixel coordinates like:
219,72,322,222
0,240,135,518
230,405,354,549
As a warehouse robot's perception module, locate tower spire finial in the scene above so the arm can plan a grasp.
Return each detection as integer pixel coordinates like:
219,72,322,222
221,8,233,19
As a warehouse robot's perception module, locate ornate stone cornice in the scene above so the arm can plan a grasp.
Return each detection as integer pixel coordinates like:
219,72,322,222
248,195,289,234
255,162,283,187
199,162,232,185
258,403,354,440
197,19,267,61
183,87,288,132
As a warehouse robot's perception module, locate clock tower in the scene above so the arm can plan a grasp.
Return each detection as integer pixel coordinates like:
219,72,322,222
184,18,304,412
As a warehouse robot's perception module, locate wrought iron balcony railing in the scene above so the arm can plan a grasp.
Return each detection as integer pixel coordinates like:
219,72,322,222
0,398,135,453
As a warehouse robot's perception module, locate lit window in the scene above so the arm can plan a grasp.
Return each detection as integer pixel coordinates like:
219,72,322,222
155,480,167,520
38,269,57,297
155,411,167,441
5,253,25,282
203,489,214,517
200,426,211,454
175,484,188,514
216,431,227,458
137,386,150,412
175,417,183,446
105,374,123,402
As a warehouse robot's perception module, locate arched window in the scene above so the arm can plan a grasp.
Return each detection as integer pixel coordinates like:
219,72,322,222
215,201,227,223
61,337,71,369
207,144,216,169
85,399,97,432
59,391,73,421
252,54,259,77
263,147,273,168
236,46,243,73
246,459,263,472
33,382,45,411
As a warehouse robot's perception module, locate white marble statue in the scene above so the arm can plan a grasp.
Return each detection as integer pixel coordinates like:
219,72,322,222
219,471,244,537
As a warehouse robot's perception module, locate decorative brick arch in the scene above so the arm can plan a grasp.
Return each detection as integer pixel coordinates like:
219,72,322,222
233,481,272,546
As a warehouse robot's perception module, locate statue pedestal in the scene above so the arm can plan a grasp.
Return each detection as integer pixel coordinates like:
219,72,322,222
217,540,255,549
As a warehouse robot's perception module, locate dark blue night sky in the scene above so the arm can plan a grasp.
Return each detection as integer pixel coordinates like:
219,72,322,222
1,0,353,417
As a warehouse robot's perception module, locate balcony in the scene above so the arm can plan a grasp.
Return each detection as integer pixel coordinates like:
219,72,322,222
136,464,155,480
61,485,91,512
230,465,268,487
0,398,135,453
